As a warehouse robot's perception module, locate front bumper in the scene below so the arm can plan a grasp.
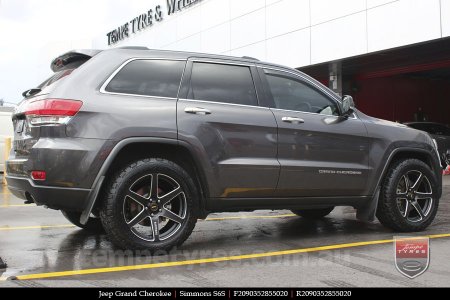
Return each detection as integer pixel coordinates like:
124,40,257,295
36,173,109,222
6,175,90,211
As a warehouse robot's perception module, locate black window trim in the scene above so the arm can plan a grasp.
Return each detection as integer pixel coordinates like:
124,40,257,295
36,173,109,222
259,66,358,120
178,58,265,109
99,57,187,100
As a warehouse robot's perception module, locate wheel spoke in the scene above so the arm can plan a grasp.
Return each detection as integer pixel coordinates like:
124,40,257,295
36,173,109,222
404,201,413,218
127,209,149,227
397,198,409,218
151,174,159,199
126,190,150,207
415,191,432,198
151,216,160,242
411,173,423,192
397,176,409,195
410,201,425,221
160,187,183,206
161,208,184,224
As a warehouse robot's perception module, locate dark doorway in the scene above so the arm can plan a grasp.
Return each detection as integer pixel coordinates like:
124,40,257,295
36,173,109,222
300,37,450,125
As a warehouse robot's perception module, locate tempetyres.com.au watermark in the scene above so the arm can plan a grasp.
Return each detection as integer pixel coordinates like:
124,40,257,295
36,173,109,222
51,248,352,270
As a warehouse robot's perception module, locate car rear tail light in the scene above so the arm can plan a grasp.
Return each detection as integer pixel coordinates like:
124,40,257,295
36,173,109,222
31,171,46,181
24,99,83,126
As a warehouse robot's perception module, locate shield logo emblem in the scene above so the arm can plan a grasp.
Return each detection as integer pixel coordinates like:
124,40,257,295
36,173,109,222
395,236,430,279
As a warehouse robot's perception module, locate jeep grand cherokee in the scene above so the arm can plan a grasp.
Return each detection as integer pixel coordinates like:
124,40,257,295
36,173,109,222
6,47,443,252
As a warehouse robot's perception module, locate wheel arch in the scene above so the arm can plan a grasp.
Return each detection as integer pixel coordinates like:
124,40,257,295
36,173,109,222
80,138,210,225
357,147,441,222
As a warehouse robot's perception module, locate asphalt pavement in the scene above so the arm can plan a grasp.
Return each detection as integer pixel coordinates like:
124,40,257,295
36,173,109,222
1,174,449,287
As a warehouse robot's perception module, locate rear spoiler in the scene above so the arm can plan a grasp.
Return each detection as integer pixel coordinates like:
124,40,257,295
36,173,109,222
50,49,102,72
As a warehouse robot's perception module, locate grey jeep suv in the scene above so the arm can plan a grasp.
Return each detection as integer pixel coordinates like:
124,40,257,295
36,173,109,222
6,47,444,252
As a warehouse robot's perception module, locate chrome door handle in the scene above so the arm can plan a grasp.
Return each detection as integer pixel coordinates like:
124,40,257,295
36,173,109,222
185,107,212,115
282,117,305,124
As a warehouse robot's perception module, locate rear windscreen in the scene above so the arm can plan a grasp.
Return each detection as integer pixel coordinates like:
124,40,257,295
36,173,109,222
37,69,74,90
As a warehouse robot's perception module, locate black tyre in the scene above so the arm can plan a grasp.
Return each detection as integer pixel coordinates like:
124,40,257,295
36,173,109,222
100,158,198,252
376,159,439,232
61,210,104,233
291,207,334,219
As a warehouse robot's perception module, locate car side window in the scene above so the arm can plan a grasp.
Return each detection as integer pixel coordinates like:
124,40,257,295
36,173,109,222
105,60,185,98
264,70,339,116
188,62,258,106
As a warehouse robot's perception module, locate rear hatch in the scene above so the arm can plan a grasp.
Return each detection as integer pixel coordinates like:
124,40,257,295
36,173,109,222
12,50,101,158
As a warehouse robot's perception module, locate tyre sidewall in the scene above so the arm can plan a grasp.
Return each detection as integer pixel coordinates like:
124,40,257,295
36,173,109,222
382,159,439,231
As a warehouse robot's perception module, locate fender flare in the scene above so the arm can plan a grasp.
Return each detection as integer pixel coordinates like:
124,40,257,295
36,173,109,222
80,137,205,224
357,147,440,222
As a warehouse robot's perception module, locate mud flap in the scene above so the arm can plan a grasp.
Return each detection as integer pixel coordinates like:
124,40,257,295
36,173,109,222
356,187,380,222
80,176,105,225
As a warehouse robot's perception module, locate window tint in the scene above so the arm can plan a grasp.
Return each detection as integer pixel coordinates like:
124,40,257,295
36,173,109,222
188,62,257,106
105,60,185,98
38,69,75,90
265,71,339,116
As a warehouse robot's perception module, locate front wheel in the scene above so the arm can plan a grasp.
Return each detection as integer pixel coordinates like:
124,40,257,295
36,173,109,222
291,207,334,219
100,158,198,253
376,159,439,232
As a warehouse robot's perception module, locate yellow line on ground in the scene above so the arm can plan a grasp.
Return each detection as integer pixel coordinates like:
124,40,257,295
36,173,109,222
0,204,36,208
3,233,449,281
0,214,297,231
0,224,75,231
204,214,296,221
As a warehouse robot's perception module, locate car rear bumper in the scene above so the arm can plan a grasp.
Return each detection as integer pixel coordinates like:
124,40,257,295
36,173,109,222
6,175,91,211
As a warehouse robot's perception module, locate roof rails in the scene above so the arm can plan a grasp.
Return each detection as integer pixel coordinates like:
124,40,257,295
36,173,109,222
242,56,260,61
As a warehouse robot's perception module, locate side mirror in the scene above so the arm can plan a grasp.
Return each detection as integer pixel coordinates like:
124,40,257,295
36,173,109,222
341,95,355,118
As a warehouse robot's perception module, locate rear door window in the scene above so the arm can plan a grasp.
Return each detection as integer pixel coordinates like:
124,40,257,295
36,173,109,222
105,60,186,98
188,62,258,106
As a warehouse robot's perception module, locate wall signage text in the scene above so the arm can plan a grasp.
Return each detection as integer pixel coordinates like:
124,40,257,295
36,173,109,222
107,0,201,46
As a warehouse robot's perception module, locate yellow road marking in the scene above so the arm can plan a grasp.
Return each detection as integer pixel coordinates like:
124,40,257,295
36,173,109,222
0,214,297,231
205,214,296,221
0,204,36,208
3,233,449,281
0,224,75,231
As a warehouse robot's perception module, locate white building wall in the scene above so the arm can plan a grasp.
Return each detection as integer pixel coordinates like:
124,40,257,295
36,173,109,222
442,0,450,37
92,0,450,69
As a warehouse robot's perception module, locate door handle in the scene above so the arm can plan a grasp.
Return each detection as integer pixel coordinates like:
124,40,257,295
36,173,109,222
185,107,212,115
282,117,305,124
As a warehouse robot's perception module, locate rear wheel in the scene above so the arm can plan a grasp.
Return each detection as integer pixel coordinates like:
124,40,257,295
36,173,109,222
291,207,334,219
61,211,104,233
100,158,198,252
376,159,439,232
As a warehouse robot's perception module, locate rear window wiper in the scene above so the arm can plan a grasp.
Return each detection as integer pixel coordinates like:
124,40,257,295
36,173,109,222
22,88,41,98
